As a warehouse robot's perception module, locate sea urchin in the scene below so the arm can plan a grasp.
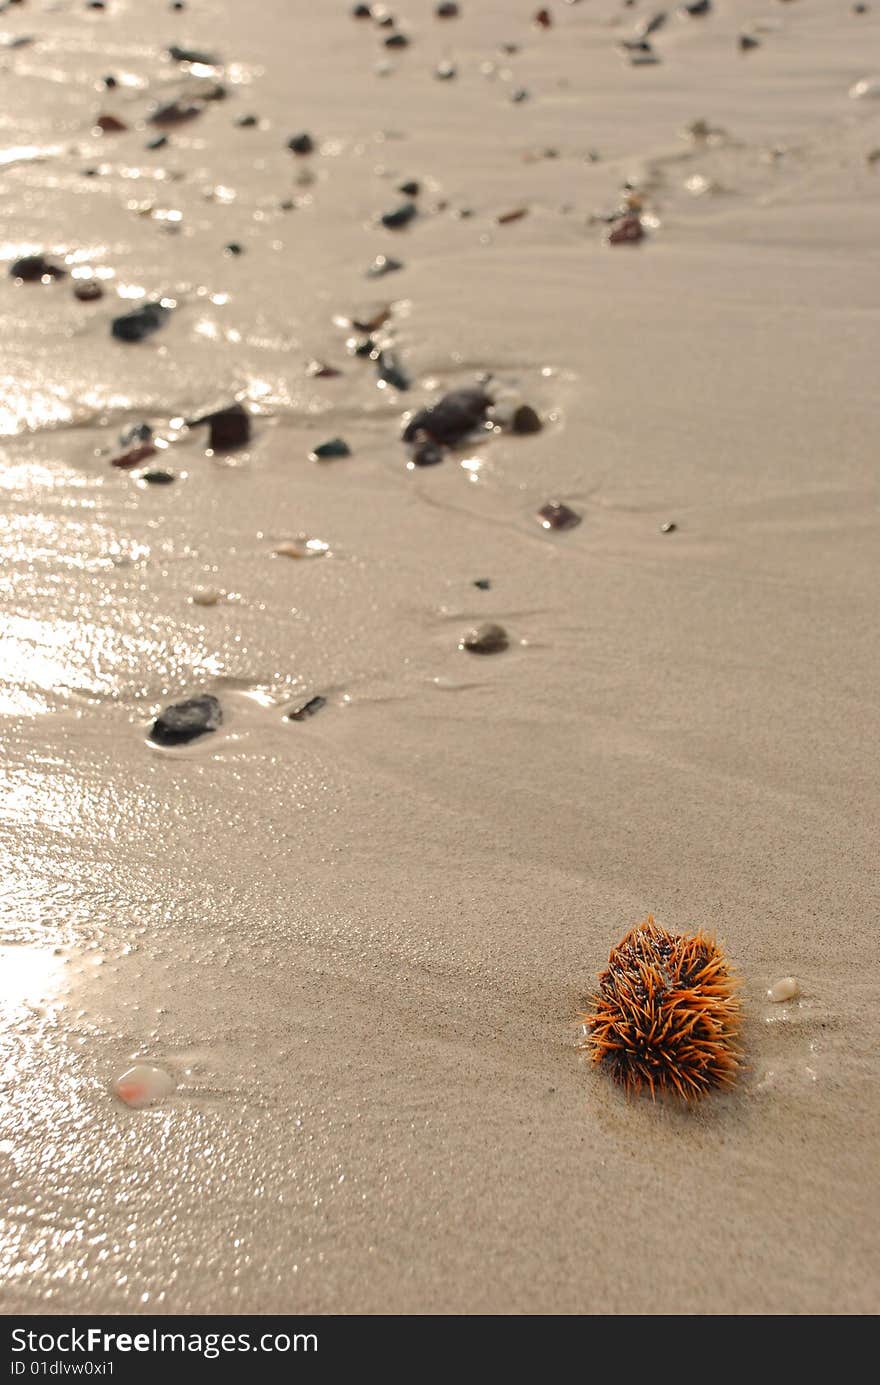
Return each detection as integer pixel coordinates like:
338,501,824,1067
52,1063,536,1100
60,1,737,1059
581,916,742,1101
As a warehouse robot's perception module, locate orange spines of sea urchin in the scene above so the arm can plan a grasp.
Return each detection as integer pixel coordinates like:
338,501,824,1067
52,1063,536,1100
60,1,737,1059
581,916,742,1101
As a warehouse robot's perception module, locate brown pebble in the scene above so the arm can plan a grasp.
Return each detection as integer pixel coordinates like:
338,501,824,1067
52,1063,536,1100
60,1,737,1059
460,622,509,654
660,521,677,533
74,280,104,301
607,214,644,246
497,207,529,225
534,7,552,27
95,113,128,133
537,501,581,531
511,404,542,434
306,360,342,379
110,443,156,469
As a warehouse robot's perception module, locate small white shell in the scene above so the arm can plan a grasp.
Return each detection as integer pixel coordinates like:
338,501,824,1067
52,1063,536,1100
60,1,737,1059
850,78,880,100
112,1064,175,1108
767,976,800,1004
191,586,222,606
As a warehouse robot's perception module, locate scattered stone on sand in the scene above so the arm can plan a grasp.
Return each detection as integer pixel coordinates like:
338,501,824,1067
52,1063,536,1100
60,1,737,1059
191,586,222,606
310,437,351,460
497,207,529,225
376,350,410,390
352,2,372,15
619,39,653,53
146,133,169,149
436,1,460,15
398,179,420,196
460,622,509,654
9,254,67,282
151,693,222,746
367,254,404,278
402,387,492,446
111,443,156,469
637,11,668,37
348,334,376,356
537,500,581,530
120,421,154,448
306,359,342,378
511,403,542,434
607,213,644,245
534,8,552,27
374,7,396,24
287,131,314,154
381,201,417,229
628,49,660,66
739,33,760,51
225,241,244,255
150,100,202,126
73,279,103,301
473,578,491,590
274,536,330,559
511,87,530,103
141,468,175,484
347,303,392,332
111,302,169,342
435,60,457,80
680,0,710,13
850,77,880,99
112,1064,175,1108
236,113,259,127
768,977,800,1004
409,440,444,466
660,520,677,533
167,42,219,64
285,694,327,722
190,402,251,451
95,113,129,133
384,32,410,48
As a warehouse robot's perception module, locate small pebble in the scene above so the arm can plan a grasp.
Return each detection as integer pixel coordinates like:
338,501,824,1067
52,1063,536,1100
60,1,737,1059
141,468,175,485
310,437,351,460
73,279,103,301
353,2,372,15
680,0,710,13
95,113,128,133
660,520,677,533
167,42,218,64
534,7,552,27
402,387,492,446
190,402,251,451
460,622,509,654
146,133,168,150
436,1,459,15
511,87,530,103
511,404,542,434
768,977,800,1004
537,501,581,530
850,77,880,99
473,578,491,590
409,440,444,466
274,536,330,559
285,694,327,722
398,179,420,196
607,214,644,246
112,1064,175,1108
376,350,410,390
287,132,314,154
150,100,202,126
381,201,417,230
739,33,760,51
225,242,244,255
498,207,529,225
349,303,392,332
191,586,222,606
637,11,667,37
151,693,222,745
119,421,153,448
111,443,156,469
384,32,410,48
367,254,404,278
306,360,342,378
435,60,457,80
111,302,169,342
102,74,118,89
236,113,259,127
9,254,66,282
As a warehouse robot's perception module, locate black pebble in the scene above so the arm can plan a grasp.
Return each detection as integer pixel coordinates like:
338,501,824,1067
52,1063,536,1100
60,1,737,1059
352,3,372,15
537,501,581,531
310,438,351,460
410,440,444,466
189,402,251,451
287,132,314,154
461,622,508,655
436,2,459,15
473,578,491,590
680,0,710,13
397,179,420,196
141,469,175,485
511,87,529,103
380,201,417,230
225,242,244,255
402,387,492,446
151,694,222,746
146,134,168,150
637,11,667,37
384,32,409,47
236,113,259,127
511,404,542,434
120,421,153,447
349,335,376,357
739,33,760,51
376,350,410,390
111,302,169,342
74,280,103,301
10,254,66,282
167,43,218,64
285,695,327,722
102,74,118,89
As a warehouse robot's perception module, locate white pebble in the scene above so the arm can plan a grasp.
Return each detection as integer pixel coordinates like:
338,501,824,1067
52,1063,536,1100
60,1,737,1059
768,976,800,1004
191,586,222,606
850,78,880,100
274,536,330,559
112,1064,175,1108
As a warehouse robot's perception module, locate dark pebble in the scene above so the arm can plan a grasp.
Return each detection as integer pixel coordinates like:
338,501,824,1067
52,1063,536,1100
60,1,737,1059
367,254,404,278
397,179,420,196
120,422,154,447
95,113,128,133
376,350,410,390
384,32,409,47
236,113,259,127
537,501,581,531
375,12,396,27
73,280,103,301
637,11,667,37
151,694,222,746
511,404,543,434
287,132,314,154
380,201,417,230
111,443,156,469
680,0,710,13
285,694,327,722
436,2,459,14
410,440,444,466
310,438,351,460
225,242,244,255
402,387,492,446
102,74,118,89
350,303,391,332
150,100,202,126
348,335,376,357
607,214,644,245
167,42,218,64
189,402,251,451
111,302,169,342
352,3,372,15
739,33,760,51
619,39,653,53
534,8,552,27
146,134,168,149
306,360,342,378
10,254,66,282
660,521,677,533
511,87,529,103
141,468,175,485
628,50,660,65
473,578,491,590
460,622,508,654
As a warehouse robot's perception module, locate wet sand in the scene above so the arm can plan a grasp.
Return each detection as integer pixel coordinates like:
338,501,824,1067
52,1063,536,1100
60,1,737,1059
1,0,879,1315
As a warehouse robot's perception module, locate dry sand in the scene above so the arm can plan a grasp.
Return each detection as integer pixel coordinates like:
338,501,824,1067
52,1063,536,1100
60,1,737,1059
1,0,879,1315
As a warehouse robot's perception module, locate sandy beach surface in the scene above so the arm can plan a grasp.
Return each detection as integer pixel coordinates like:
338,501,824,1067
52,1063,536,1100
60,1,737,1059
1,0,879,1316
